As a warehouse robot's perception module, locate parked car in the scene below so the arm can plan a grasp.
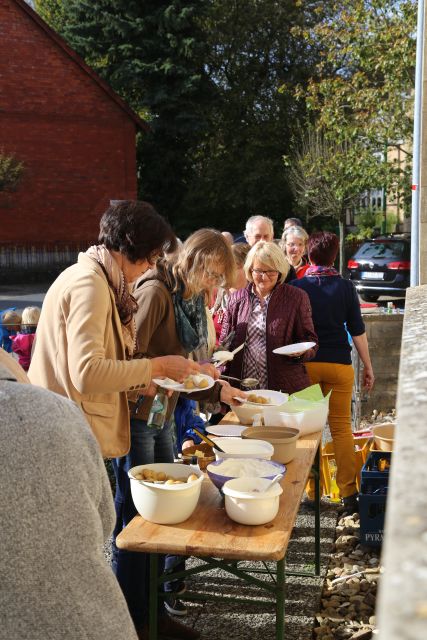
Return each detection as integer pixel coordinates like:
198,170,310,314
347,234,410,302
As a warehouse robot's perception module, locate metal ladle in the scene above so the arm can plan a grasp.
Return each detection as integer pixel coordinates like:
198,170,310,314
220,374,259,389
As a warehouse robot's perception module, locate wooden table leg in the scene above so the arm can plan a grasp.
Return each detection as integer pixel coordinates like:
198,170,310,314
149,554,158,640
314,445,321,576
275,558,286,640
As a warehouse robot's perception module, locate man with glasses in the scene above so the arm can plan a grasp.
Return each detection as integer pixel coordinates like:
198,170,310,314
243,215,274,246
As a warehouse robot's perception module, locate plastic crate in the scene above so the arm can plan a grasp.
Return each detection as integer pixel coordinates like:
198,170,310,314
359,492,387,547
360,451,392,494
320,436,372,497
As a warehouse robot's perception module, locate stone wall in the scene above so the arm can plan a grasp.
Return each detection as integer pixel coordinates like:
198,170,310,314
359,313,404,416
377,285,427,639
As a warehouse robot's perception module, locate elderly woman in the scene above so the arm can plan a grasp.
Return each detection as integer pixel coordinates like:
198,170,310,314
292,231,374,513
280,225,310,278
220,241,318,394
29,200,200,459
113,229,246,637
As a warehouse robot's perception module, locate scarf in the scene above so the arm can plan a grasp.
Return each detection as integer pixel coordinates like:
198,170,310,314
305,265,340,278
85,245,138,359
172,285,208,353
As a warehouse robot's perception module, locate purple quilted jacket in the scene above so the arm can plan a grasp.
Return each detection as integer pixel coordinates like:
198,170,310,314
220,283,318,394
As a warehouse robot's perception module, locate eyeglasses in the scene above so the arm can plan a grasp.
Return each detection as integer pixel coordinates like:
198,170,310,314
251,268,278,278
205,270,225,284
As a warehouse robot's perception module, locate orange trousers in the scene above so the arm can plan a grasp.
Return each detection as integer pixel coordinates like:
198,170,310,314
305,362,356,499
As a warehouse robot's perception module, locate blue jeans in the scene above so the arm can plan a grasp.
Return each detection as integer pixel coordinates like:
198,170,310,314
111,418,183,625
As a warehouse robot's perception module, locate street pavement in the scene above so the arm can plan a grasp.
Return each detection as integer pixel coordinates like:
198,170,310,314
0,283,48,313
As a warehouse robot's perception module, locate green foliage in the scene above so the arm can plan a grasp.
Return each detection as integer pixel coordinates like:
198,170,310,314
288,129,387,221
35,0,68,33
291,0,416,214
0,151,24,192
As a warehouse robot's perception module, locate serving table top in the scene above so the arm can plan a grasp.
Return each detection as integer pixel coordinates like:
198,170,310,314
116,413,322,562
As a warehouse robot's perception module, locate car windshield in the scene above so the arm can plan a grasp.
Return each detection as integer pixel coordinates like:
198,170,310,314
355,241,408,261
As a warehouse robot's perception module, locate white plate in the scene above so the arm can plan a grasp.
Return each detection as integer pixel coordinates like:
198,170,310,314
152,375,215,394
206,424,248,437
242,389,288,407
273,341,316,356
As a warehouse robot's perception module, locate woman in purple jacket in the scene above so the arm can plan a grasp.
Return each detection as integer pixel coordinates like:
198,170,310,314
220,241,318,394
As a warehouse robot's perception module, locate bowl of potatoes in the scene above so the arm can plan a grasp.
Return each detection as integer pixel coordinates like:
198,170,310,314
128,462,204,524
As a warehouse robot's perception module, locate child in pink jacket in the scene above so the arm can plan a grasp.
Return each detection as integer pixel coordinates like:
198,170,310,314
11,306,40,371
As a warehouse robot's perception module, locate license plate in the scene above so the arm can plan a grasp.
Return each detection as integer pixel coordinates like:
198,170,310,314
361,271,384,280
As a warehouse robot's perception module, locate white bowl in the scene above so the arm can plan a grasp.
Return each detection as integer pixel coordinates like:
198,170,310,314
263,401,329,437
212,437,274,461
128,463,203,524
232,390,288,425
223,477,283,525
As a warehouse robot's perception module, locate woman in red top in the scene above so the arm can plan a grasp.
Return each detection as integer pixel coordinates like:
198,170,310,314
280,225,310,278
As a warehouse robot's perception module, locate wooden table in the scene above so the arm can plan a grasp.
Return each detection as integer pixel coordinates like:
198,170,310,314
117,415,322,639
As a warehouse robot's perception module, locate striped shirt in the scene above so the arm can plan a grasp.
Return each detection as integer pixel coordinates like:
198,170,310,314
242,288,271,388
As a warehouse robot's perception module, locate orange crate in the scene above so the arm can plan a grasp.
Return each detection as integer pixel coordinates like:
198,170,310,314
321,436,373,497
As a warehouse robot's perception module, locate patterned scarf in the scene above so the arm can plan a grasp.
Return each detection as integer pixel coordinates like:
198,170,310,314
172,285,208,353
305,265,340,278
85,245,138,359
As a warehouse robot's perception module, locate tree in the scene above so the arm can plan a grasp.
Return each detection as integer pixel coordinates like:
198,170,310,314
287,129,390,271
291,0,416,226
179,0,328,233
0,151,24,193
34,0,68,32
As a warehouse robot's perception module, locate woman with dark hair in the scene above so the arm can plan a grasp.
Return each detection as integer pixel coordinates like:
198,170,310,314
292,231,374,513
29,200,200,459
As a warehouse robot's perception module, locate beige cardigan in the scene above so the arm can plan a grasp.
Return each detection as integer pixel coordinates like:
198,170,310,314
29,254,152,458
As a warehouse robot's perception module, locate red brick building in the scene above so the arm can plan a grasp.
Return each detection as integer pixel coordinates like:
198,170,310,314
0,0,148,247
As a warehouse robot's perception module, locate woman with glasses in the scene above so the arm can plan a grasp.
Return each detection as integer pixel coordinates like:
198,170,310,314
220,241,318,394
280,225,310,279
112,229,246,639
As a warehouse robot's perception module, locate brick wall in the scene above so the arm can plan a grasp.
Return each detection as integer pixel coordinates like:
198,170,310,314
0,0,138,244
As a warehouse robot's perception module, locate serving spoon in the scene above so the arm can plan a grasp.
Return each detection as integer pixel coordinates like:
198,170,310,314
192,427,226,453
220,375,259,389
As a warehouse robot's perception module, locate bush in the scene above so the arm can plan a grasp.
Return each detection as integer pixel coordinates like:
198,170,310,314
0,150,24,192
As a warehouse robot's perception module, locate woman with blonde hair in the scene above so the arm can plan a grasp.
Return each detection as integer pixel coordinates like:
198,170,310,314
280,225,310,278
211,242,250,343
220,241,318,394
113,229,246,637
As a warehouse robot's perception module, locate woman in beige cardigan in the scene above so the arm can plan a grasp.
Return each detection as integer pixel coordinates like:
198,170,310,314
29,200,201,459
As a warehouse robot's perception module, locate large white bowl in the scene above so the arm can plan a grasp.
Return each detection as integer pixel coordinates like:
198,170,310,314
212,437,274,461
128,463,203,524
232,390,288,425
223,477,283,525
263,400,329,437
206,458,286,491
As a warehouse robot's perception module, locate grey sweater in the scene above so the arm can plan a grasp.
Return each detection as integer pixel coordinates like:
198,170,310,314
0,364,138,640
